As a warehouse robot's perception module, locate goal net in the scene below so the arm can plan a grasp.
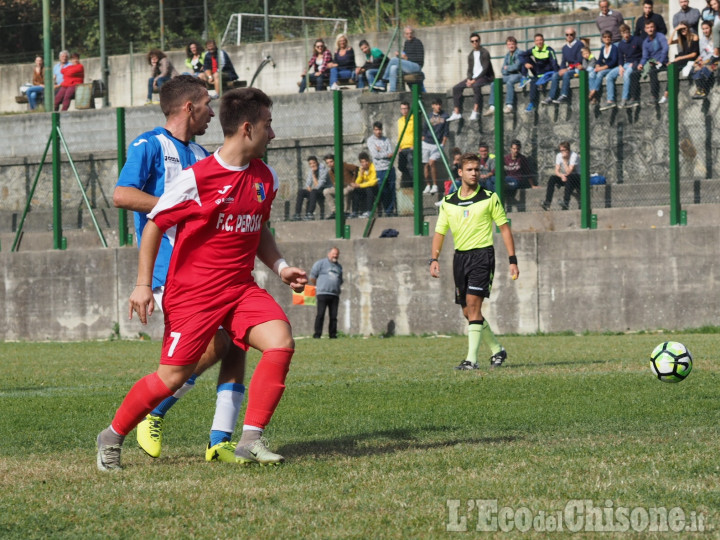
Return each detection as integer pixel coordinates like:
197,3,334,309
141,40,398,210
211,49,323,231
222,14,348,46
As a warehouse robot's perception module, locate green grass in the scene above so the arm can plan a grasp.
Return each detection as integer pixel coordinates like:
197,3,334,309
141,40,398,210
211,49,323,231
1,334,719,538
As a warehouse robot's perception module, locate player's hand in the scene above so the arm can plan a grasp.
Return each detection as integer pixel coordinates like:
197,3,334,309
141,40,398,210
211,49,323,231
510,264,519,281
430,260,440,278
280,266,308,293
129,286,154,324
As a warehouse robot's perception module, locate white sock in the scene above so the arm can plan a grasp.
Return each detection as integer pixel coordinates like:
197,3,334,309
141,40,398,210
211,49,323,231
210,384,245,434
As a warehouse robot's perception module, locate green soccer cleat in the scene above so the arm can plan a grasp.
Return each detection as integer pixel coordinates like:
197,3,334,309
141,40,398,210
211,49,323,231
136,414,164,458
205,441,238,463
234,439,285,466
96,433,123,472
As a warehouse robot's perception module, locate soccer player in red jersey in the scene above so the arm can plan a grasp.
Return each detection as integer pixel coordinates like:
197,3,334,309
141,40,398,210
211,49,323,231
97,88,307,471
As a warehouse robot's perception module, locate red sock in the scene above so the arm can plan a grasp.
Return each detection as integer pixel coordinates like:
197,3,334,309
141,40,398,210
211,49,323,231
243,347,293,429
111,372,173,436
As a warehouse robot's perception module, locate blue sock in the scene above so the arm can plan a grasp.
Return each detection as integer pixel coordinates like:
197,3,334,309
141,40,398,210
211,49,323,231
150,373,197,417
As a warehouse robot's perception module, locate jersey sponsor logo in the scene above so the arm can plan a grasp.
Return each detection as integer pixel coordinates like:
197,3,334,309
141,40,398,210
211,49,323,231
215,197,235,205
165,155,180,164
255,182,266,202
216,212,263,233
133,138,149,147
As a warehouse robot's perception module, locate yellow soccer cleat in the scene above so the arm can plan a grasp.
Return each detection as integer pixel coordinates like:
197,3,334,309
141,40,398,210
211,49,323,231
136,414,164,458
205,441,238,462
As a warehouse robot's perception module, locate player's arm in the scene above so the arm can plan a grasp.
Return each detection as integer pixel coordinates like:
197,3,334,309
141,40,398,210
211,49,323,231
113,186,159,213
257,223,308,292
129,220,162,324
429,232,445,278
498,223,519,281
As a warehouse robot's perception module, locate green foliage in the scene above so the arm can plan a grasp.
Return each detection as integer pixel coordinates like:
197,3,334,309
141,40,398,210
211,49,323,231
0,334,718,536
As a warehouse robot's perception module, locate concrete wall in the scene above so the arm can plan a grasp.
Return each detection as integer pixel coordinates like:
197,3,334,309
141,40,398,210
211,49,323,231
1,221,718,342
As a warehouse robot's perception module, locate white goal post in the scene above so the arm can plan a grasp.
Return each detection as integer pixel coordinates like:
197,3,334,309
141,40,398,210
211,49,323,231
222,13,348,46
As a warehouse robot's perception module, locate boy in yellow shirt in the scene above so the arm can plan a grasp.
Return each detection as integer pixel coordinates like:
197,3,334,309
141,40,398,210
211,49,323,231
350,151,378,218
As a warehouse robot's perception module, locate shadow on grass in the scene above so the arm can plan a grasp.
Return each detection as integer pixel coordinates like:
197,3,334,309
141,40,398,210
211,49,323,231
277,427,522,459
505,359,609,369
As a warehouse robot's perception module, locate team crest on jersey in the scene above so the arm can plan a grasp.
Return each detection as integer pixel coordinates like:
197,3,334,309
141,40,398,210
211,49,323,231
463,210,469,218
255,182,266,202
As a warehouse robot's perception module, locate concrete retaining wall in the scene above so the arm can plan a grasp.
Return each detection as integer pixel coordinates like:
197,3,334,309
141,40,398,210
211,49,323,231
1,223,717,341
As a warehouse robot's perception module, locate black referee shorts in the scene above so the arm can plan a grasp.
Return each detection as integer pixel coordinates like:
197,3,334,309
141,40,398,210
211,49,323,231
453,246,495,306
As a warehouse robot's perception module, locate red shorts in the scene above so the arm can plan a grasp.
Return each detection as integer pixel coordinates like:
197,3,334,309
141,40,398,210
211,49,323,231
160,282,289,365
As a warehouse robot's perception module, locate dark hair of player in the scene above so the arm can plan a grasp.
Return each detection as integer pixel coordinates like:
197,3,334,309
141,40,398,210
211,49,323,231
219,87,274,137
460,152,480,167
159,75,208,117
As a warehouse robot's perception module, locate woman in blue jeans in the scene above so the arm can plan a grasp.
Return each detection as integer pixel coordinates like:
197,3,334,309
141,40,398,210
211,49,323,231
146,49,179,104
26,56,46,111
327,34,356,90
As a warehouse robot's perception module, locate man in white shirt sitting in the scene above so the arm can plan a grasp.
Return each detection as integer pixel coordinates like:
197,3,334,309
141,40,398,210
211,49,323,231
448,33,495,122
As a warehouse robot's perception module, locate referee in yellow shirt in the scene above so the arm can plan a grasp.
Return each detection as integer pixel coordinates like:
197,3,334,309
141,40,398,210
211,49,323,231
430,152,519,370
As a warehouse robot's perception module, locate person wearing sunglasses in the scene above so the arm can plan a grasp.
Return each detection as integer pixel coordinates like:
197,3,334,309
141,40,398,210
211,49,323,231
299,39,332,93
448,32,495,122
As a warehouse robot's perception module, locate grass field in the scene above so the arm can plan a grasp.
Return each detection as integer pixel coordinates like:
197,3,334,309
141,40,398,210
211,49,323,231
1,333,719,538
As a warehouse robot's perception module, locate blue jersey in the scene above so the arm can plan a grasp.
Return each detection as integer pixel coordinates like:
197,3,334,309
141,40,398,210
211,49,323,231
116,127,209,288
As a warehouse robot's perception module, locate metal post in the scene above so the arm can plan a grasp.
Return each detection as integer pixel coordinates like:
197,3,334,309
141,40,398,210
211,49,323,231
333,90,346,239
578,69,591,228
412,83,424,235
203,0,209,40
99,0,109,107
130,42,134,107
668,63,681,225
117,108,130,246
61,0,66,51
43,0,53,112
376,0,381,32
264,0,270,42
159,0,165,50
493,78,505,207
51,113,65,250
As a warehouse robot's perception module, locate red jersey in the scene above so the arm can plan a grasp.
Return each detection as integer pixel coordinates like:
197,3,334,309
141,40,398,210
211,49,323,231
149,150,278,315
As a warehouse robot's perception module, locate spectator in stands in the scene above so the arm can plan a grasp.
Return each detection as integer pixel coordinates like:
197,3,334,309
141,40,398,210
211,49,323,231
322,154,358,219
590,31,620,109
294,155,331,221
382,26,424,92
709,0,720,62
356,39,385,90
581,46,597,73
668,22,700,76
607,24,644,108
673,0,701,33
448,32,495,122
635,0,668,39
327,34,356,90
691,19,717,98
350,152,378,218
701,0,716,24
477,142,496,192
146,49,179,105
397,101,414,187
203,39,239,98
54,52,84,111
504,140,537,190
53,50,70,91
548,27,584,104
184,41,206,77
596,0,625,43
541,141,580,211
299,39,332,93
521,33,559,113
25,55,45,111
366,121,397,215
638,20,669,104
487,36,523,114
422,98,449,195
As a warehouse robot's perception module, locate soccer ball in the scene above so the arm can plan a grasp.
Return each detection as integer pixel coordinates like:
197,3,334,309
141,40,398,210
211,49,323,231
650,341,693,383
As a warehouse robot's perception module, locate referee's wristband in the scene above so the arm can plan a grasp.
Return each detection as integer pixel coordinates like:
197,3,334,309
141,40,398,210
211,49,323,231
509,255,518,265
273,258,289,276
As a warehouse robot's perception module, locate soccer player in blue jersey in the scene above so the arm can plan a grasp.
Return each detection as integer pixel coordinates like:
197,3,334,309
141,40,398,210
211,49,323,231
113,75,246,462
429,152,519,370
